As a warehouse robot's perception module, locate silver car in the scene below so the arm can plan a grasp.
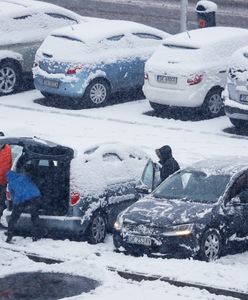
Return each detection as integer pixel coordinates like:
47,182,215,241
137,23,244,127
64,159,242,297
0,0,86,96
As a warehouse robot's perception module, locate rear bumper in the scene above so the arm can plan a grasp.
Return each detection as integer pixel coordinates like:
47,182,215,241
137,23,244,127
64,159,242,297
143,82,205,108
4,210,88,238
225,98,248,120
113,229,198,258
33,68,87,98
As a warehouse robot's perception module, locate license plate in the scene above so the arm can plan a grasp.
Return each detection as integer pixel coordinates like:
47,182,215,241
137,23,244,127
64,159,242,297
126,234,152,246
240,94,248,103
157,75,177,84
43,79,59,88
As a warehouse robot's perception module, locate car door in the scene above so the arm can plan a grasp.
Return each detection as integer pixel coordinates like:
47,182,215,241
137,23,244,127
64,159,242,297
99,34,135,91
224,171,248,240
136,159,161,194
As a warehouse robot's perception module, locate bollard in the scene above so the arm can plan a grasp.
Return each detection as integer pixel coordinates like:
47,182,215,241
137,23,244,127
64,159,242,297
195,0,217,28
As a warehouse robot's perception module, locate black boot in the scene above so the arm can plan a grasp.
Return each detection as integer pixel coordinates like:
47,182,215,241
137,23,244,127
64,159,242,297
6,233,13,243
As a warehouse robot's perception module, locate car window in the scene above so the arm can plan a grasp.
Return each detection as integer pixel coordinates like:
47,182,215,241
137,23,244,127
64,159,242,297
141,160,154,190
45,13,77,23
153,170,230,204
227,173,248,200
102,153,122,162
132,33,163,40
13,15,32,20
106,35,125,41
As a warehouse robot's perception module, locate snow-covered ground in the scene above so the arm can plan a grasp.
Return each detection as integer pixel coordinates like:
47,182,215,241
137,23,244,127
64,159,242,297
0,90,248,299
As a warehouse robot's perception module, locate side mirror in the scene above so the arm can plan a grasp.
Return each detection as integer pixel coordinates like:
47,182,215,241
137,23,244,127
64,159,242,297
239,190,248,204
135,183,151,195
229,196,241,206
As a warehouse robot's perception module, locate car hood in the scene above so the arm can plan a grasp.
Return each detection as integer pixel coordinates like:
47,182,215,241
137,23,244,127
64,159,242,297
123,196,214,227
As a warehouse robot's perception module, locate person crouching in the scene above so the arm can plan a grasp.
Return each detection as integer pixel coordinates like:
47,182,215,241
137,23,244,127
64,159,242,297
6,170,41,243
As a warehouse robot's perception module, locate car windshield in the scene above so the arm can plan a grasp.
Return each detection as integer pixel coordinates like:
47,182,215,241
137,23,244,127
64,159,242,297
153,170,230,204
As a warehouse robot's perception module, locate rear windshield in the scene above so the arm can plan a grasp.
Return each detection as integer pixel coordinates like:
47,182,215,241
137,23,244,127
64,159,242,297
161,43,203,62
51,34,84,44
163,44,199,50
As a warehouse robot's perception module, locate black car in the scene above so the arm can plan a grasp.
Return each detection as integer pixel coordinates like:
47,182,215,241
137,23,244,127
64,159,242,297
1,137,147,243
113,157,248,261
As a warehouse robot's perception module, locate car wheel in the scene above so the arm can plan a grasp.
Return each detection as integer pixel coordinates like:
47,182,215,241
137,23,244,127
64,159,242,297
202,88,223,118
149,101,169,113
199,229,222,262
83,79,110,108
0,61,20,95
229,118,248,129
87,212,107,244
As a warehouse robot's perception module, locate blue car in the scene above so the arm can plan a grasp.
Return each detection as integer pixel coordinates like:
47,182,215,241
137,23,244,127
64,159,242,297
33,19,170,107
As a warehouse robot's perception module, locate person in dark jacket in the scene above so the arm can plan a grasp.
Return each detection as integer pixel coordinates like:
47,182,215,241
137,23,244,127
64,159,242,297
6,170,41,243
156,145,180,182
0,132,12,223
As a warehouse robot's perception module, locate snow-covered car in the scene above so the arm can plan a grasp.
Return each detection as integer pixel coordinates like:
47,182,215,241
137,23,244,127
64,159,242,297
0,0,87,96
143,27,248,118
1,137,148,243
33,19,170,108
224,46,248,128
113,157,248,261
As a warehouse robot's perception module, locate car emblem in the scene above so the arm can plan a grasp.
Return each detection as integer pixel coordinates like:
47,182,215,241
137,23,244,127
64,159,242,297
137,224,152,235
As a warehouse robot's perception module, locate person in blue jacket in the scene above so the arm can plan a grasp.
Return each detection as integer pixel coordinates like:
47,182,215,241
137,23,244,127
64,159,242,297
6,170,41,243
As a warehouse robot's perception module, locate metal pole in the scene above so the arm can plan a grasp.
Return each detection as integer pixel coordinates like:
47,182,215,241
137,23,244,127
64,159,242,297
180,0,188,32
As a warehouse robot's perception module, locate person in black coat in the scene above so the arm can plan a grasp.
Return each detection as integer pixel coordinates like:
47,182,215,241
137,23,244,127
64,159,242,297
156,145,180,182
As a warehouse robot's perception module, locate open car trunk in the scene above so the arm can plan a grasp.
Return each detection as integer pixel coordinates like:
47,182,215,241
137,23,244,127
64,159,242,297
2,137,74,216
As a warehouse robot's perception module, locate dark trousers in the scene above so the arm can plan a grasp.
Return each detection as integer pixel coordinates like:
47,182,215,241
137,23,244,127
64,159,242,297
7,197,40,238
0,184,6,219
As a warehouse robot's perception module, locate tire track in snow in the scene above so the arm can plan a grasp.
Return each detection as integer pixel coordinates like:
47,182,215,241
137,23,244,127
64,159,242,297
0,102,247,141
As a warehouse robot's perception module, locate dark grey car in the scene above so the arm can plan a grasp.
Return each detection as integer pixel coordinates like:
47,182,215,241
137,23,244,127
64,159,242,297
0,0,85,95
1,137,148,243
114,157,248,261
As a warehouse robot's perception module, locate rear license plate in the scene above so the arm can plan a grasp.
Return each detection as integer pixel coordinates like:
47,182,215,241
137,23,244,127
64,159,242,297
126,235,152,246
240,94,248,103
157,75,177,84
43,79,59,88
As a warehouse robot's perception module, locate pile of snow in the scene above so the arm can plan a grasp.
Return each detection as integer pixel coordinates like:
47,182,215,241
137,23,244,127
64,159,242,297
196,0,218,13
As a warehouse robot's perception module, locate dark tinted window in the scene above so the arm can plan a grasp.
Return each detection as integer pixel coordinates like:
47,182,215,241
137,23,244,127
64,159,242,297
103,153,122,161
45,13,77,22
133,33,162,40
106,35,125,41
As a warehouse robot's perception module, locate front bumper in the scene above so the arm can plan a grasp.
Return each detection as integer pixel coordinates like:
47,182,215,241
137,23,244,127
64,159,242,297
225,98,248,121
113,229,199,258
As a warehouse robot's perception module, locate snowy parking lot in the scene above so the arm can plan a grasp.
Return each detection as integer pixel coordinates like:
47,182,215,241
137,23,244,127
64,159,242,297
1,90,248,299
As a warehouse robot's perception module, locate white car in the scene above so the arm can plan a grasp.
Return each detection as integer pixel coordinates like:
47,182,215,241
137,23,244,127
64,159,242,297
224,46,248,128
0,0,89,95
143,27,248,118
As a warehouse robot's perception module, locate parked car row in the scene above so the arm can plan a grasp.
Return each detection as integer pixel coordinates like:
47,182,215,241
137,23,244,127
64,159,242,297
3,136,248,262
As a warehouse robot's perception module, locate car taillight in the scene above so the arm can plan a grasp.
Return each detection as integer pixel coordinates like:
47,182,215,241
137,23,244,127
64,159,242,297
144,73,149,80
187,72,204,86
6,190,11,201
66,64,84,75
70,192,80,206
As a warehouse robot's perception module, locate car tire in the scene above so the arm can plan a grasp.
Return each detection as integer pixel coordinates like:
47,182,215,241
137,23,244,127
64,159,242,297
202,88,224,118
229,118,248,129
149,101,169,113
199,229,222,262
87,211,107,244
82,79,110,108
0,61,21,96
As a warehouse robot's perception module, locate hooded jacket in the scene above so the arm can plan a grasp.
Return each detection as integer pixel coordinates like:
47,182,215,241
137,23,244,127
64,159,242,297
156,145,180,182
0,145,12,185
7,171,41,204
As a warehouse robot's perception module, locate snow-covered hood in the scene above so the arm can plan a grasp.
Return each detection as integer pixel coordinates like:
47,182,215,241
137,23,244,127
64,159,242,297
123,196,214,227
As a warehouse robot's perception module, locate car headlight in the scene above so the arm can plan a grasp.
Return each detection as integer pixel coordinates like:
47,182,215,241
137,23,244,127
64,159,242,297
163,224,194,237
114,214,124,231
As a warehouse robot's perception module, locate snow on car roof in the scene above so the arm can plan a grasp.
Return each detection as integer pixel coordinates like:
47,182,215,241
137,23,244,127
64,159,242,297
0,0,83,21
70,142,149,196
50,19,169,43
188,156,248,176
164,27,248,49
